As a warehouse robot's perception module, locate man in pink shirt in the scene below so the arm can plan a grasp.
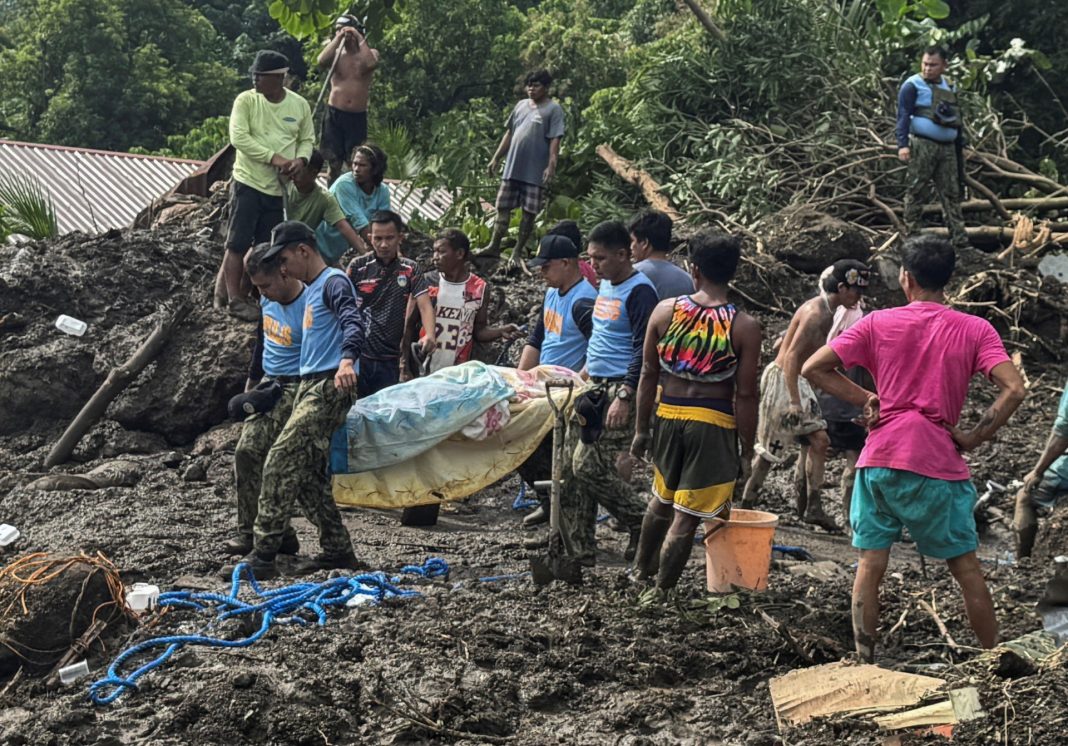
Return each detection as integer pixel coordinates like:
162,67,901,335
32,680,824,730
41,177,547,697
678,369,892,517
803,235,1025,661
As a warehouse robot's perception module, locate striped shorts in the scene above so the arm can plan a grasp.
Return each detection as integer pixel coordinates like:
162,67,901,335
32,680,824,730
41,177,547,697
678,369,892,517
495,179,545,214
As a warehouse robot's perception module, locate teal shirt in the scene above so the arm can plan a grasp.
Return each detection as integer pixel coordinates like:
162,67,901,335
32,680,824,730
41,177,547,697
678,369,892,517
316,176,391,263
1048,379,1068,486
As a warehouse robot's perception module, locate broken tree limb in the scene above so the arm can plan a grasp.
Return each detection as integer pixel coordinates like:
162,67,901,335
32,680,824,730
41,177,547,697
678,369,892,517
681,0,727,41
921,196,1068,214
44,299,193,467
964,176,1012,222
922,226,1068,246
917,598,962,655
595,144,683,222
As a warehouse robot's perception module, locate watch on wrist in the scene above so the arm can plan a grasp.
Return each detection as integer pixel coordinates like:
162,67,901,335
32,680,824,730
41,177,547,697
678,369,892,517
616,386,633,401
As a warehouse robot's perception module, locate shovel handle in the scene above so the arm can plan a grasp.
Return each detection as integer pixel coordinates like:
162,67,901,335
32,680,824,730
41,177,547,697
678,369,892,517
544,378,574,418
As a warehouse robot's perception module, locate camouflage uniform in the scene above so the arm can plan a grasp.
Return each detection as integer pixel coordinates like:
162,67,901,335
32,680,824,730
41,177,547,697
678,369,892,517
254,378,355,557
902,136,968,249
559,381,647,560
233,382,298,540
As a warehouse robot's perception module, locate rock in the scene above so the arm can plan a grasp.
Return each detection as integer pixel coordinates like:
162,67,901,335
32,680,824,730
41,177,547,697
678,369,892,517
761,207,871,273
192,421,243,456
161,451,184,468
232,671,256,689
101,428,169,457
180,460,207,483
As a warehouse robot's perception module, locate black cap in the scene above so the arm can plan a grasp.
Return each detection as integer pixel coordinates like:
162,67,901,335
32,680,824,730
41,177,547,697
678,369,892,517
830,259,871,289
228,380,283,420
249,50,289,75
529,234,579,268
265,220,315,259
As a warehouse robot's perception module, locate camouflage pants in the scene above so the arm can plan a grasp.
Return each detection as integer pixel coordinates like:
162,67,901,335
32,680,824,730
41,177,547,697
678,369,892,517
559,381,647,559
902,135,968,249
233,382,298,539
254,378,355,558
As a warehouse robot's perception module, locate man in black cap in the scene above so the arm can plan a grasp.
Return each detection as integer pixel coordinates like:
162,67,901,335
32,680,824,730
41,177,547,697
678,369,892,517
515,233,598,528
220,50,315,322
317,15,379,184
228,220,364,579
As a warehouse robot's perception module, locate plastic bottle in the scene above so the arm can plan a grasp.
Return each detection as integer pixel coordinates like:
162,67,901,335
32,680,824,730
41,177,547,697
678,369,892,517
58,660,90,685
55,315,87,337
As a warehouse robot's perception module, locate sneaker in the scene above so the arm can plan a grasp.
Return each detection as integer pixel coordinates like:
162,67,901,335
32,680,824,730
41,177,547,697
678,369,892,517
227,297,261,323
220,552,278,581
292,551,366,575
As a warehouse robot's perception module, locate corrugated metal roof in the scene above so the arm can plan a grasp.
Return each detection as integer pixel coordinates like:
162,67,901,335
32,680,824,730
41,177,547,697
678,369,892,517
0,140,203,235
386,179,454,224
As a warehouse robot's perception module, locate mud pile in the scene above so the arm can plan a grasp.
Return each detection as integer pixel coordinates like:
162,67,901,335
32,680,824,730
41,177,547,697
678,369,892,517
0,204,1066,744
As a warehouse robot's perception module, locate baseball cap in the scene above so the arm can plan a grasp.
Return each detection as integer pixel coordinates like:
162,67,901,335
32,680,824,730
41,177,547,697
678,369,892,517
265,220,316,259
830,259,871,289
529,234,579,268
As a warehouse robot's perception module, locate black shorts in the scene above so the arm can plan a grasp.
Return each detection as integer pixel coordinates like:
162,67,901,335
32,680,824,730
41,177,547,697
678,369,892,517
321,106,368,164
226,181,283,254
826,419,867,452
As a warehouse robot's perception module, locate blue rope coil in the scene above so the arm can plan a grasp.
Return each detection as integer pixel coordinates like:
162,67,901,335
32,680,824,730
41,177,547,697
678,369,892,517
88,557,448,706
511,481,539,511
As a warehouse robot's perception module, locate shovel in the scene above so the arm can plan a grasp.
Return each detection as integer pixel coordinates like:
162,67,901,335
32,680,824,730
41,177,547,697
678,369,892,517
531,378,582,586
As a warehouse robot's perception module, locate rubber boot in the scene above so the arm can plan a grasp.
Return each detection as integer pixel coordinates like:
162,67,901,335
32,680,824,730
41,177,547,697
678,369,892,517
522,498,550,528
1014,489,1038,558
220,551,278,581
656,533,694,591
803,489,840,532
632,511,672,580
221,531,299,556
511,211,536,265
479,212,511,258
624,528,641,563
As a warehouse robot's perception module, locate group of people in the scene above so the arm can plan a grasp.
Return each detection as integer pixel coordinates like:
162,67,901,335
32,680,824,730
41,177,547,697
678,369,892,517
214,35,1063,665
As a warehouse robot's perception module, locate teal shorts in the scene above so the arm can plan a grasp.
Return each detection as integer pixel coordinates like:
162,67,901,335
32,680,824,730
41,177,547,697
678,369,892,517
851,467,978,559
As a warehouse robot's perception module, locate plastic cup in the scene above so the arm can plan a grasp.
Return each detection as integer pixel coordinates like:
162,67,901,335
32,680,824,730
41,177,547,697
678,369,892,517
59,660,90,685
125,583,160,612
55,315,87,336
0,524,18,547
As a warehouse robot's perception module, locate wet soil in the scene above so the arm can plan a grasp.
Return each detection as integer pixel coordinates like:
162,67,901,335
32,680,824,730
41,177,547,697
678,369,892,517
1,216,1066,744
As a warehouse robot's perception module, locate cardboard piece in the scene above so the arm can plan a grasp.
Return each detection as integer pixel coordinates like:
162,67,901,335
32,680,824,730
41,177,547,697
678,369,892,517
873,687,983,730
769,661,944,728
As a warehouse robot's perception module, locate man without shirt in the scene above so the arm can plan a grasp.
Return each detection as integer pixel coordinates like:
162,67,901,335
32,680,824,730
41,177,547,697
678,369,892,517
740,260,871,531
318,15,379,184
628,211,695,300
803,235,1025,660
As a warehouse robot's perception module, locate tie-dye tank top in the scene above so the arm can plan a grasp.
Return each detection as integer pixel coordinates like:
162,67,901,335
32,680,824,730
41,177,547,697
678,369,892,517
656,296,738,383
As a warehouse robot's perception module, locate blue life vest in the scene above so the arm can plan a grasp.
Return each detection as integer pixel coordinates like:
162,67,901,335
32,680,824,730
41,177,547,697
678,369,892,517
586,272,655,379
907,73,959,144
261,288,305,377
300,267,348,376
540,280,598,371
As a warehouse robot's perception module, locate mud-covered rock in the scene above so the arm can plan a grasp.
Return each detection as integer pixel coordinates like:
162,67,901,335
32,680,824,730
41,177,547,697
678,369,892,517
760,207,871,273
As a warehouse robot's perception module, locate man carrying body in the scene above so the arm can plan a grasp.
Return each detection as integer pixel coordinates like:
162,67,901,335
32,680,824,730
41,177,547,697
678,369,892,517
225,243,305,556
238,221,366,578
318,15,379,184
346,210,436,397
740,259,870,531
222,50,314,321
628,211,694,300
1013,377,1068,557
403,229,521,376
285,150,368,262
478,70,565,271
557,220,658,564
897,45,969,249
803,235,1025,660
515,234,598,528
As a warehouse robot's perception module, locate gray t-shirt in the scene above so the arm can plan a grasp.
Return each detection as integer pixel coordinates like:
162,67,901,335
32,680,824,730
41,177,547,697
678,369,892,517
635,258,695,300
502,99,565,186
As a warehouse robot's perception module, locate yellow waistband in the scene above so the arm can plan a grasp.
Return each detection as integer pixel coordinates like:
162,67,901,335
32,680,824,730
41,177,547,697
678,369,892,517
656,402,736,429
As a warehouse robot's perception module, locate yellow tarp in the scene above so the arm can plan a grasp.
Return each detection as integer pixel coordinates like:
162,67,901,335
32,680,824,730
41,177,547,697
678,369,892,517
332,366,580,509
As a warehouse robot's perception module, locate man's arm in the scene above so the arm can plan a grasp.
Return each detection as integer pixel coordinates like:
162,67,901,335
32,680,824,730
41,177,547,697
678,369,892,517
946,360,1026,451
518,316,545,371
247,316,266,390
896,81,917,156
229,95,274,164
543,137,561,184
318,31,346,69
631,300,673,455
572,297,594,339
803,345,880,426
488,129,513,175
296,99,314,162
414,292,437,352
473,299,521,343
732,313,762,472
334,218,369,254
322,275,365,391
1024,431,1068,489
781,308,824,411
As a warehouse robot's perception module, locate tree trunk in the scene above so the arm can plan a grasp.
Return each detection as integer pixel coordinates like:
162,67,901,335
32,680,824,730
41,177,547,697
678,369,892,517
595,144,683,222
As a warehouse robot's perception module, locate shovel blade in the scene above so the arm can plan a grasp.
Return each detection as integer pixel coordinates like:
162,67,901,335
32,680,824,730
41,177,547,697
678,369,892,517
530,533,583,586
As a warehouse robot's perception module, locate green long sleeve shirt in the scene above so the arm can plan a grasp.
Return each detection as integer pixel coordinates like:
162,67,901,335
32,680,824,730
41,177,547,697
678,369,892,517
229,89,313,196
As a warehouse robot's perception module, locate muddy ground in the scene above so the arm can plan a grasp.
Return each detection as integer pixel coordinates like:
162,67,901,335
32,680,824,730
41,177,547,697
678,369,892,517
1,216,1066,745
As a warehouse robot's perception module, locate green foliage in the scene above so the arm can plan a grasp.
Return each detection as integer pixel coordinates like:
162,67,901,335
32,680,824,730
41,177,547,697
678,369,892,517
139,116,232,161
0,171,58,240
0,0,238,152
371,122,425,182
